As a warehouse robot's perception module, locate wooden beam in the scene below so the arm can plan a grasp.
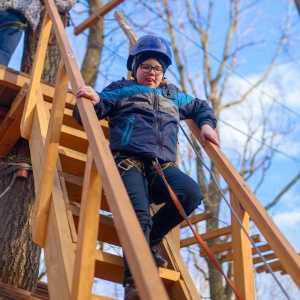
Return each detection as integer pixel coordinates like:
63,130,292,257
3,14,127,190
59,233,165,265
0,83,28,155
219,243,272,263
114,11,138,45
180,226,231,248
74,0,124,35
186,119,300,289
152,204,204,300
32,62,69,247
255,259,285,274
200,235,261,257
0,66,75,106
71,147,102,300
230,192,255,299
94,250,180,286
29,89,74,300
180,211,213,228
21,13,52,139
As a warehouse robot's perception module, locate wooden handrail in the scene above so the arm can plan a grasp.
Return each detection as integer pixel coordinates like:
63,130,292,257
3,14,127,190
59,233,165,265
186,119,300,288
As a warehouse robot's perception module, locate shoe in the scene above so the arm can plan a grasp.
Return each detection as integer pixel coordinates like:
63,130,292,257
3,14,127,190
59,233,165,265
124,277,139,300
151,244,168,268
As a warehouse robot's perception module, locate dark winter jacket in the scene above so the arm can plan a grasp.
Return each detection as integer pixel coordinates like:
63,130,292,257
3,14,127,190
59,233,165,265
73,79,217,163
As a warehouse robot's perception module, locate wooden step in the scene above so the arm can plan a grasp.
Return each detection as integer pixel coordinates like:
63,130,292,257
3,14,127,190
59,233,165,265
91,295,117,300
94,250,180,286
67,205,120,246
0,281,49,300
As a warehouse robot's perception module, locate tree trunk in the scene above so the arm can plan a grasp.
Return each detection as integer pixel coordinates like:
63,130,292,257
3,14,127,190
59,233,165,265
81,0,104,87
0,140,40,292
22,6,66,85
0,4,69,292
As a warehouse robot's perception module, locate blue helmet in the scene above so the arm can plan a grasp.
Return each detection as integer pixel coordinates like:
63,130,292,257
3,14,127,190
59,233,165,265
127,34,172,71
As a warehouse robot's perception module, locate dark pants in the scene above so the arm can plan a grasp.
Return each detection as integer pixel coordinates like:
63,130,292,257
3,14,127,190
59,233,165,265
0,10,27,66
116,157,203,280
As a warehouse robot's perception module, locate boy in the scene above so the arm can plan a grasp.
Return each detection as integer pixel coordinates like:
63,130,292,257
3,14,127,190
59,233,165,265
73,34,220,300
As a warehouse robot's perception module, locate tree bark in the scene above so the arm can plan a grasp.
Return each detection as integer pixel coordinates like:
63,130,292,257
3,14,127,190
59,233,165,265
0,3,70,292
0,140,40,292
22,6,67,85
81,0,104,87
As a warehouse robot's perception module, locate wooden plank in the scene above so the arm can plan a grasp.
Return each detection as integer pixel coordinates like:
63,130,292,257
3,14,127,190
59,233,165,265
162,232,200,300
60,125,89,154
255,259,285,274
94,250,180,286
230,192,255,299
71,209,120,246
91,295,116,300
42,101,109,135
0,83,28,155
0,66,75,106
74,0,124,35
66,209,78,243
201,234,261,257
58,146,86,177
114,12,138,46
151,204,200,300
186,119,300,288
71,147,102,300
21,13,52,139
32,62,69,247
219,243,272,263
29,91,74,300
180,211,213,228
180,226,231,248
44,1,170,298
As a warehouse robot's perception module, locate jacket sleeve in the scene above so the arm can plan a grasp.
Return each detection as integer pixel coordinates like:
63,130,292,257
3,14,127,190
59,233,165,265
175,88,217,129
72,81,121,125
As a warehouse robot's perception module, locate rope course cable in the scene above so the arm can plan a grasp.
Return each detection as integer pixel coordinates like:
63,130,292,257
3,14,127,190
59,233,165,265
0,156,32,199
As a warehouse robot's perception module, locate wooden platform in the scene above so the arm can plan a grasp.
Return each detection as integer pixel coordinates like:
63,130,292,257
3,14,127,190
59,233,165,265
0,281,49,300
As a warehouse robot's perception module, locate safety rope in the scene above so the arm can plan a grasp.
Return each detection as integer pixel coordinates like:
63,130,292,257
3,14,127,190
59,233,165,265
153,158,245,300
178,124,291,300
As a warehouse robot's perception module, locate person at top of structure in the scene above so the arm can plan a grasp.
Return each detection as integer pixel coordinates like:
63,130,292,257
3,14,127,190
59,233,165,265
0,0,74,66
73,34,220,300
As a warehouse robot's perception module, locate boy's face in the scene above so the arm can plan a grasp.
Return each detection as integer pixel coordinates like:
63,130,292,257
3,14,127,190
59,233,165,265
136,58,164,89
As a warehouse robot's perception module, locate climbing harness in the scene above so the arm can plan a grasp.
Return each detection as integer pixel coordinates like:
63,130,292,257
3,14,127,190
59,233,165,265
178,123,291,300
114,152,145,176
152,158,245,300
0,22,27,32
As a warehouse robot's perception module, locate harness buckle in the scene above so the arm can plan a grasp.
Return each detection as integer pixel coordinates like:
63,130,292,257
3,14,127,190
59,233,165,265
117,159,134,171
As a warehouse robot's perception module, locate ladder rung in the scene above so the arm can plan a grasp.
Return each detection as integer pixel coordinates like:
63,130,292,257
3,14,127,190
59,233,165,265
94,250,180,285
92,295,117,300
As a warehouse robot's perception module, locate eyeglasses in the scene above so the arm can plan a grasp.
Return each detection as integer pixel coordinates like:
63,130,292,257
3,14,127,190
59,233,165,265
140,63,164,75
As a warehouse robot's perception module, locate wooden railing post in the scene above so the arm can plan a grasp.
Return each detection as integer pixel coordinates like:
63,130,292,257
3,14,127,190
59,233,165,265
21,12,52,139
71,147,102,300
32,61,69,247
230,191,255,299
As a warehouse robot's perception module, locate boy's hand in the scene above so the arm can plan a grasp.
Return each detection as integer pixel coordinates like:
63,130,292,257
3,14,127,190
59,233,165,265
76,85,100,106
200,124,220,148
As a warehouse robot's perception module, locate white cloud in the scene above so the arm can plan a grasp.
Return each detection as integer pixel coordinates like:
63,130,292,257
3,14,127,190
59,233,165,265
273,209,300,231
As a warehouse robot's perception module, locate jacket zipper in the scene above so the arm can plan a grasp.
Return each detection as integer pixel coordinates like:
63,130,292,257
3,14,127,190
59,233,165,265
153,89,162,158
